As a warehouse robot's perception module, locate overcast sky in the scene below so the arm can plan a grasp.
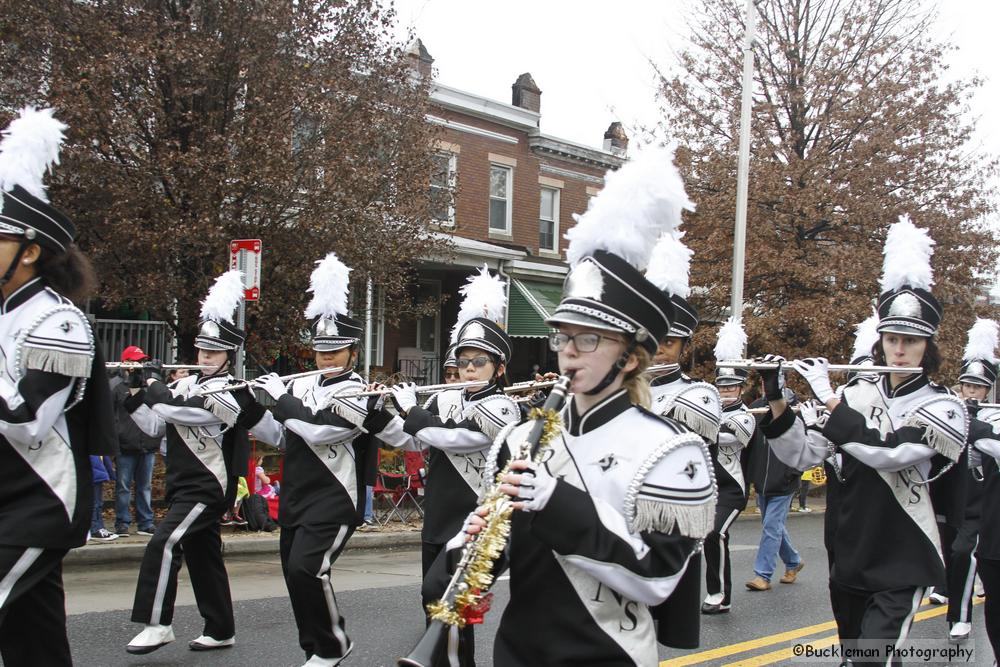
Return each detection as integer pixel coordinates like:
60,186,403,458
391,0,999,213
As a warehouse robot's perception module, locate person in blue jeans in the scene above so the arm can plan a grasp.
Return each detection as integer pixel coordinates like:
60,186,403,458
745,370,804,591
90,456,118,542
111,346,165,536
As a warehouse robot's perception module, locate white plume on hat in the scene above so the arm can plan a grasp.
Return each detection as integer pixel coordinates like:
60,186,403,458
450,264,506,345
565,144,694,270
963,318,999,364
304,252,352,332
714,317,747,361
851,308,880,361
0,106,68,206
646,232,692,298
200,269,245,324
879,215,935,292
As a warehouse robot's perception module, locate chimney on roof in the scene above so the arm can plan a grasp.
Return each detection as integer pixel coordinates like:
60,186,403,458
511,73,541,113
603,122,628,157
405,38,434,79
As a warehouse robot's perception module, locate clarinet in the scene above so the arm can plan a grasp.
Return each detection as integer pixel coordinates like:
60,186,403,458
397,373,574,667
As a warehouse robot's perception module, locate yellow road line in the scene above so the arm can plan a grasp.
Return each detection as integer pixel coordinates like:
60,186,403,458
658,620,839,666
661,598,982,667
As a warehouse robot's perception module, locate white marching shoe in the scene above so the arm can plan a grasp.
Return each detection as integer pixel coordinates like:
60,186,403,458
949,621,972,644
126,624,175,654
188,634,235,651
300,642,354,666
927,587,947,605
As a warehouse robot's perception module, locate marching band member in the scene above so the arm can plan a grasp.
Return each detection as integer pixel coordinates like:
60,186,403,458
466,146,716,665
942,319,1000,644
704,318,757,613
0,108,115,667
127,270,282,655
253,253,389,667
378,265,520,666
767,217,967,664
442,345,460,384
645,234,727,620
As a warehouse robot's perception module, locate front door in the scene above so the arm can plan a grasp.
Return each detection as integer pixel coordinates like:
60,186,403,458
416,279,441,384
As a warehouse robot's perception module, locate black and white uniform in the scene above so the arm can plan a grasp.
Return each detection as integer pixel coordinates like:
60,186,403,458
130,373,281,639
486,390,716,666
968,408,1000,660
272,371,385,662
710,400,755,605
766,374,966,663
651,371,736,609
379,383,519,666
0,278,111,667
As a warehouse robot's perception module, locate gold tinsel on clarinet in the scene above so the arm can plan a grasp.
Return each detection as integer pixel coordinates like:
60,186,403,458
427,407,562,628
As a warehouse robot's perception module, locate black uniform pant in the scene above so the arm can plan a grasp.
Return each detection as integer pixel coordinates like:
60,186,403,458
947,521,979,625
935,522,957,597
131,500,234,639
422,540,476,667
703,505,741,604
829,581,924,666
280,522,354,660
0,546,70,667
976,557,1000,663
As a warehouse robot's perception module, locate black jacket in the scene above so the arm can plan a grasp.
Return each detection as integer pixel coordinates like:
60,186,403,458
110,374,162,454
748,398,801,497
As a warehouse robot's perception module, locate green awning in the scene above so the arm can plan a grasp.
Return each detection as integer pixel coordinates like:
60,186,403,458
507,278,564,337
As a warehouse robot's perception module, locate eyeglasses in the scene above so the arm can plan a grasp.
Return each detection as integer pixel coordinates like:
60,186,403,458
456,356,492,369
548,331,620,353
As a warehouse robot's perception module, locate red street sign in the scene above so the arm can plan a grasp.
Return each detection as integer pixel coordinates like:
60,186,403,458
230,239,262,301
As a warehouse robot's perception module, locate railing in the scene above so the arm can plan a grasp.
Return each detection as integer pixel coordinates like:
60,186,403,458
397,356,440,386
93,318,174,364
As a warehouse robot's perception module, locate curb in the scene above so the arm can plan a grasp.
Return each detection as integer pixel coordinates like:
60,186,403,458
67,510,825,567
65,528,424,567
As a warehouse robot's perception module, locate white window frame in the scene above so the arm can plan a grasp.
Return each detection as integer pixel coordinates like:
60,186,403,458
538,186,560,253
489,164,513,235
430,152,457,226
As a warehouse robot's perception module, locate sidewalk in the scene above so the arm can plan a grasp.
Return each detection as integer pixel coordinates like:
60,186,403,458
68,501,826,567
67,523,424,567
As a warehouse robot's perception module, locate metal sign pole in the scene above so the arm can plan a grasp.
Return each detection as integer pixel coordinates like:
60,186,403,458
730,0,756,334
236,300,246,380
364,277,373,383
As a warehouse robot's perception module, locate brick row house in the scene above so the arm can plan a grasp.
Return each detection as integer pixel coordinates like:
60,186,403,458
367,40,627,384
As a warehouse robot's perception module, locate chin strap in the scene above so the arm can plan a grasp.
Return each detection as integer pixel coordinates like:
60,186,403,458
0,241,30,288
584,328,649,396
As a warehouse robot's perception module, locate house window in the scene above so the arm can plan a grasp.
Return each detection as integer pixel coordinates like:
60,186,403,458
489,165,512,233
429,152,456,224
539,187,560,252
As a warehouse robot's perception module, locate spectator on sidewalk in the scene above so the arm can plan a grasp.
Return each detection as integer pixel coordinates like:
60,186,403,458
795,469,816,512
111,345,164,537
90,456,118,542
745,374,805,591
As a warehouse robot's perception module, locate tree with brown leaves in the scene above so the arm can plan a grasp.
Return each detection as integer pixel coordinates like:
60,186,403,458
657,0,997,382
0,0,444,361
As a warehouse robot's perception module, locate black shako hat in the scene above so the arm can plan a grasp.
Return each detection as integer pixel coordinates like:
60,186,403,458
876,287,942,338
0,184,76,252
454,317,513,364
195,319,246,351
311,314,363,352
667,294,699,339
546,250,675,356
959,359,998,387
714,366,748,386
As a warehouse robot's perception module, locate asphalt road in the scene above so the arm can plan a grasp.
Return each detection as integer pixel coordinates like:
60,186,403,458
52,514,993,666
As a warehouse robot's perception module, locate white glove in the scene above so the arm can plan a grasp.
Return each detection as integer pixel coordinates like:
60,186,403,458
390,382,418,413
445,510,482,551
504,460,557,512
791,358,836,404
797,400,821,428
254,373,287,401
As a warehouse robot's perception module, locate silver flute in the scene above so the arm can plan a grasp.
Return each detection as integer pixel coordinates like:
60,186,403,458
198,367,345,396
716,360,921,374
106,362,214,370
